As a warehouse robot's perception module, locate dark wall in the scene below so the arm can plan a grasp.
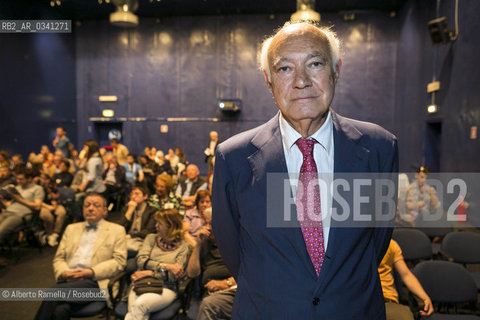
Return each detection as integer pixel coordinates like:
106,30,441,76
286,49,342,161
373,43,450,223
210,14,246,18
395,0,480,172
0,4,77,159
76,12,400,173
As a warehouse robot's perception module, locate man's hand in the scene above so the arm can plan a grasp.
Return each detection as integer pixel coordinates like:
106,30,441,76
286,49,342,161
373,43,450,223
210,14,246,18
204,279,229,292
61,269,94,282
194,225,211,244
127,200,138,209
419,297,434,316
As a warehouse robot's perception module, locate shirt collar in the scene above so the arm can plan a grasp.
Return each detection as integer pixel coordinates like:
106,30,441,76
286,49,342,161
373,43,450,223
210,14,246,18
279,110,333,154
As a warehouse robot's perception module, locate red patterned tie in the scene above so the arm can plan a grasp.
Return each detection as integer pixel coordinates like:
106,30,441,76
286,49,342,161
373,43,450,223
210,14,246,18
296,138,325,276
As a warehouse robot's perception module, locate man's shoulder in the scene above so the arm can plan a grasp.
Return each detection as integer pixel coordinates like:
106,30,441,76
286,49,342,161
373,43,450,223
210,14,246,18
333,112,396,142
217,115,278,156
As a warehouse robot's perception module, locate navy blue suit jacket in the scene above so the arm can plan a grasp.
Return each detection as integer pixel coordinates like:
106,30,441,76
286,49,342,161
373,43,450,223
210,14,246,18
212,111,398,319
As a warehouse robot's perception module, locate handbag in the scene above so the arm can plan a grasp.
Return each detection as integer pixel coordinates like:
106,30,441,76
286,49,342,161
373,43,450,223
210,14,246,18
133,276,163,295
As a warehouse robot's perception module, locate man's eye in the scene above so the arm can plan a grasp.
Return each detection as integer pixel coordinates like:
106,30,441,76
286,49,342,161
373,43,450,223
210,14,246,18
311,61,323,67
278,66,290,72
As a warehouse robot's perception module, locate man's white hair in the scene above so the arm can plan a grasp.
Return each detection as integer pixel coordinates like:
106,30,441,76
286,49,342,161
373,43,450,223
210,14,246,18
259,21,342,82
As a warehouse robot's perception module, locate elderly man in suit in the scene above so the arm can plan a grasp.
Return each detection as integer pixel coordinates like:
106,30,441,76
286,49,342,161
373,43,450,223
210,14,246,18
35,192,127,320
212,21,398,319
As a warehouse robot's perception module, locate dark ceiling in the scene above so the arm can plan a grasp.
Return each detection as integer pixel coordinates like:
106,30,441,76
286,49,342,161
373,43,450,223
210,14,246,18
2,0,407,20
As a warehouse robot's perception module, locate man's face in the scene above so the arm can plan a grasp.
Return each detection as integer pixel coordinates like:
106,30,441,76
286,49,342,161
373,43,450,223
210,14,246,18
266,25,340,134
126,155,134,164
186,165,199,180
53,155,62,166
416,172,428,186
83,195,107,224
59,162,68,172
130,188,147,204
16,174,30,188
56,128,64,136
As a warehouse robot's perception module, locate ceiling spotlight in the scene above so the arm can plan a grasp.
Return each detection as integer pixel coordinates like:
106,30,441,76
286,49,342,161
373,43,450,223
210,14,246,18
291,0,320,23
110,0,139,28
427,104,438,114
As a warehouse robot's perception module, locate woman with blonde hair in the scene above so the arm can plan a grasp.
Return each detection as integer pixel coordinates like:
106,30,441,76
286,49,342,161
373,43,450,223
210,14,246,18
125,209,190,320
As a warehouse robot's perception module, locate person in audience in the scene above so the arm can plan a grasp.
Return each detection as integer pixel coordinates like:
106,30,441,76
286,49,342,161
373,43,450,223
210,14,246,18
204,131,219,178
73,140,106,221
186,207,236,320
183,190,211,247
10,153,24,171
110,138,129,166
0,150,10,167
138,155,160,195
165,148,179,172
34,193,127,320
52,126,71,158
47,150,65,177
154,151,174,175
125,208,190,320
39,145,51,162
39,173,67,247
403,166,440,226
148,173,183,213
379,239,433,320
176,164,207,208
53,159,73,188
120,185,157,254
123,153,144,187
0,167,44,266
102,152,127,208
0,164,16,188
175,147,186,165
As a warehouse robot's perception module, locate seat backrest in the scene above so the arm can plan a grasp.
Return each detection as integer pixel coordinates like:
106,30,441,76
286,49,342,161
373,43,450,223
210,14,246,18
412,261,477,303
392,228,432,261
441,231,480,264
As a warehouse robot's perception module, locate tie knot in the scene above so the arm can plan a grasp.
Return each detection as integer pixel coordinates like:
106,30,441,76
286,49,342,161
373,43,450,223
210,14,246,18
296,138,316,156
85,224,98,231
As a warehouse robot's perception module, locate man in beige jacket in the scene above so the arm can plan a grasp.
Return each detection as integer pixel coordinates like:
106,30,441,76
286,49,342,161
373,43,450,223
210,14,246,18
35,192,127,320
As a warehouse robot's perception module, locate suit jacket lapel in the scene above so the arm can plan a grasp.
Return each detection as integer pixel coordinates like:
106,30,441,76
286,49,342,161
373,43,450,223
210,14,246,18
317,111,372,287
92,220,107,260
248,113,319,279
69,223,85,260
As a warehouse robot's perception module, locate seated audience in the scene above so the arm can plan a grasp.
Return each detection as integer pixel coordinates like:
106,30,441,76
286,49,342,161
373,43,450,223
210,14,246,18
0,167,44,266
53,159,73,188
0,150,10,167
186,208,236,320
102,152,127,207
120,185,157,254
73,140,106,221
0,164,16,188
123,153,144,187
148,173,183,213
10,153,25,171
183,190,211,247
125,208,190,320
165,148,180,172
176,164,207,208
34,193,127,320
379,239,433,320
39,174,67,247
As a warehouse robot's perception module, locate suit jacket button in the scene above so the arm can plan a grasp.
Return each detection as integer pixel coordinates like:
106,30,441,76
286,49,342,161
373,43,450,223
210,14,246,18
312,297,320,306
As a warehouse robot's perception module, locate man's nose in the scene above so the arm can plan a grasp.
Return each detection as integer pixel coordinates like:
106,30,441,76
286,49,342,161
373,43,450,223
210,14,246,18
293,68,312,88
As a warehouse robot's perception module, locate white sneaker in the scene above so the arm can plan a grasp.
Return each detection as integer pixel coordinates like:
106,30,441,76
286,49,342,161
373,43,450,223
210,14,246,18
47,233,59,247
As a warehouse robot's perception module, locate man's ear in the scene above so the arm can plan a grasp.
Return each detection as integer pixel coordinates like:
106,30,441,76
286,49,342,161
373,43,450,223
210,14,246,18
263,71,272,90
334,58,342,82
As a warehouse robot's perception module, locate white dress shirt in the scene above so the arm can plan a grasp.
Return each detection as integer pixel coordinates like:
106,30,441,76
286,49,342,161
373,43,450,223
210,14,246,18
68,220,102,269
279,111,334,251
